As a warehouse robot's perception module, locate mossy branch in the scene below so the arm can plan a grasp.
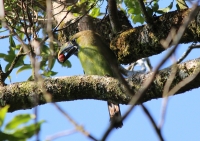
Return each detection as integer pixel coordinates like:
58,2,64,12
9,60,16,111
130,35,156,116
59,7,200,64
0,58,199,112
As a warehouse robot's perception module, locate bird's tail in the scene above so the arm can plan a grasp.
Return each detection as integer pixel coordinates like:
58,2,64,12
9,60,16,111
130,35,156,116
107,102,123,128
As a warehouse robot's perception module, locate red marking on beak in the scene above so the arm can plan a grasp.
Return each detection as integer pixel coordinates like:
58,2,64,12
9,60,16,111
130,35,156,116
58,53,65,62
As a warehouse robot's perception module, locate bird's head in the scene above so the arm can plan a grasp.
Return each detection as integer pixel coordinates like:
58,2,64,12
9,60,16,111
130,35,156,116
57,40,78,63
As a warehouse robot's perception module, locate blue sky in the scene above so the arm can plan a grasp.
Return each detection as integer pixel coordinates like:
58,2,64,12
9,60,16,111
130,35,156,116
1,1,200,141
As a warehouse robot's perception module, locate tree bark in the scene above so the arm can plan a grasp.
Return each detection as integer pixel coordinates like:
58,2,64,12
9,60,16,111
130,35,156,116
1,58,199,112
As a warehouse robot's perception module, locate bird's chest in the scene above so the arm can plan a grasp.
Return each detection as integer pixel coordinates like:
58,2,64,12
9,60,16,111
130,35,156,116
78,48,113,76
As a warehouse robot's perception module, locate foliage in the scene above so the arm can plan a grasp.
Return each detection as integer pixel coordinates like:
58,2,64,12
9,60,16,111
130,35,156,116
0,105,44,141
0,0,72,81
122,0,175,24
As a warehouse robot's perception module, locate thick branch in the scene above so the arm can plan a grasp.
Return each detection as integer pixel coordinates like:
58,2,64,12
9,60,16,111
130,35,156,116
110,7,200,64
58,7,200,64
0,58,199,112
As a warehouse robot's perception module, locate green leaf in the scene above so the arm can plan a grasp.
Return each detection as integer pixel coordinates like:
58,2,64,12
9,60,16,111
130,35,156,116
157,2,173,13
152,2,159,11
27,75,33,81
12,120,45,139
116,0,123,4
41,45,50,55
42,70,58,77
0,132,23,141
16,64,32,75
89,7,100,18
176,0,188,9
15,44,21,50
0,105,9,127
4,114,34,131
9,36,16,47
176,3,180,10
0,53,6,58
146,7,153,17
4,54,15,63
7,75,11,82
124,0,134,7
19,33,25,40
131,14,145,24
7,46,15,55
5,63,12,72
48,57,56,70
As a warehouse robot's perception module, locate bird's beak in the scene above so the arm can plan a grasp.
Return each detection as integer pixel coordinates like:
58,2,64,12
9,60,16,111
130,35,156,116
58,41,78,63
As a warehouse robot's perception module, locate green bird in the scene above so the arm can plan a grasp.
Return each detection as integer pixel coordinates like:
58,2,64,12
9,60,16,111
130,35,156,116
58,30,123,128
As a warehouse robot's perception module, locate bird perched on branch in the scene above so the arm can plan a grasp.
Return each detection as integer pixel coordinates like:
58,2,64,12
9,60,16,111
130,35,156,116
58,30,123,128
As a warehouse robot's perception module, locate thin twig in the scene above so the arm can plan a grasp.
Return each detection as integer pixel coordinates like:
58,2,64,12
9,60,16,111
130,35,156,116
39,1,97,47
141,104,164,141
159,50,177,128
162,64,178,97
21,0,31,42
6,25,32,75
177,44,200,64
5,47,30,79
158,97,168,129
54,2,97,32
53,10,72,32
46,129,77,141
0,34,12,39
53,103,98,141
167,63,200,96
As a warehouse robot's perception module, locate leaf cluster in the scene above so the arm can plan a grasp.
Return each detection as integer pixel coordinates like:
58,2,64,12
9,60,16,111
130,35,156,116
0,105,44,141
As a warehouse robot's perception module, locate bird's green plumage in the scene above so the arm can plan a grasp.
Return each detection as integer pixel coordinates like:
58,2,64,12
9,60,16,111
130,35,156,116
71,30,114,76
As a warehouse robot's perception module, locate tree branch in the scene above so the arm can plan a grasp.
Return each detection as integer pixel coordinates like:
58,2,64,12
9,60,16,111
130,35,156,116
59,7,200,64
108,0,121,33
0,58,199,112
110,7,200,64
138,0,152,25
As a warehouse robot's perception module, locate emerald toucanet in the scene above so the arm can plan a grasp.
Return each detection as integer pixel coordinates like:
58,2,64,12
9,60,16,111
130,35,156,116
58,30,123,128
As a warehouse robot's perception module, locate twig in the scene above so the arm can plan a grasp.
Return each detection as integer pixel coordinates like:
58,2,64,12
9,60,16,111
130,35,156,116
108,0,121,33
138,0,152,25
141,104,164,141
167,62,200,96
177,44,200,64
54,2,97,32
39,1,97,47
53,103,98,141
158,97,168,129
158,59,200,128
163,64,178,97
21,0,31,42
5,25,32,77
46,129,77,141
159,51,177,128
0,34,12,39
53,9,72,32
5,47,30,79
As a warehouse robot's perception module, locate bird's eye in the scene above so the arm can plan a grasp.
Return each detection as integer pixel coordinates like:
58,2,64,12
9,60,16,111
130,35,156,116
71,39,76,44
